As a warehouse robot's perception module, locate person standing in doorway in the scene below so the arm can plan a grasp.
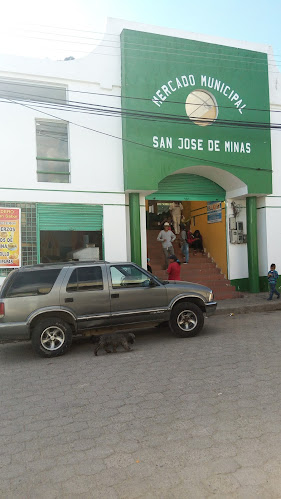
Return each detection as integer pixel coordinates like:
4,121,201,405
169,201,183,235
157,222,176,269
267,263,280,300
180,223,189,264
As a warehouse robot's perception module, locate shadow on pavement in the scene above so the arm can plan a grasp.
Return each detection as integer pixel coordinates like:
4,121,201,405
0,320,221,362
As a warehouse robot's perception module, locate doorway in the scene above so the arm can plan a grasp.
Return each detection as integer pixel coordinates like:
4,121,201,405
146,199,227,277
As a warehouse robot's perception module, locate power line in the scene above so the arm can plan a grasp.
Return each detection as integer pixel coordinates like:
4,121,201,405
6,24,281,62
1,96,277,132
2,29,281,72
0,80,279,115
1,31,278,67
7,97,272,174
0,29,271,62
0,90,279,133
28,23,120,37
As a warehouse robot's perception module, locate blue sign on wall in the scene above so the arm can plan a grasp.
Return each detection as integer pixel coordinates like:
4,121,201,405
207,201,222,224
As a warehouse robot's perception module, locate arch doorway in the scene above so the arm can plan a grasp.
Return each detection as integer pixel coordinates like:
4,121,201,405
146,173,227,276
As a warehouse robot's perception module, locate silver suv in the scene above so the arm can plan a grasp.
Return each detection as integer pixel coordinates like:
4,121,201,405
0,261,216,357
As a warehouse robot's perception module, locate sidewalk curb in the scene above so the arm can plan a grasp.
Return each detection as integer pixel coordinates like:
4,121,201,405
216,295,281,316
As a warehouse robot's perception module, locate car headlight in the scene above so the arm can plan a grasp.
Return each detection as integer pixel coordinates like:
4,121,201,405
209,291,214,302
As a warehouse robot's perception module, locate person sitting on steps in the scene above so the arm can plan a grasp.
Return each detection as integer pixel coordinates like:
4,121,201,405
192,230,204,254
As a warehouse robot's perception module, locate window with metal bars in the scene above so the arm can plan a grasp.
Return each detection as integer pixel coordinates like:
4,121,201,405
36,120,70,183
0,202,37,277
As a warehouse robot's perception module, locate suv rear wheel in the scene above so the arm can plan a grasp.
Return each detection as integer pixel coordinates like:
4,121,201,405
32,317,72,357
169,302,204,338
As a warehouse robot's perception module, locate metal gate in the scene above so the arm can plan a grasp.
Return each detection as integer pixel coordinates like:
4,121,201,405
36,203,103,261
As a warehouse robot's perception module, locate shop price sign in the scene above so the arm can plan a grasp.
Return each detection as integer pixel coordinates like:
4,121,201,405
207,201,222,224
0,208,21,267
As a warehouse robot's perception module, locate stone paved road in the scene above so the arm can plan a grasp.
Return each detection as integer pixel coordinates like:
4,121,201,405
1,312,281,498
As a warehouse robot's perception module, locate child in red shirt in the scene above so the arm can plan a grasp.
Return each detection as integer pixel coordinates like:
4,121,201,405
167,254,181,281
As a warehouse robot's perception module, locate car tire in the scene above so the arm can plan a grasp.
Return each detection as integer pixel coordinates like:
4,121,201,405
169,302,204,338
31,317,72,357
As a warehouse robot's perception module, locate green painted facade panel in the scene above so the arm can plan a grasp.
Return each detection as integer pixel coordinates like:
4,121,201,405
231,276,272,293
146,174,225,201
37,204,103,231
121,30,272,194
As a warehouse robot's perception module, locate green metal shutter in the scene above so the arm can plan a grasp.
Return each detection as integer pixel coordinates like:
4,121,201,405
146,174,225,201
37,203,103,231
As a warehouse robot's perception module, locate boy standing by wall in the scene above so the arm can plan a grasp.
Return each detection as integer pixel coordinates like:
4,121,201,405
267,263,280,300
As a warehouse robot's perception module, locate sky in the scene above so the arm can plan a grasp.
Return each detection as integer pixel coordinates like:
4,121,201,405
0,0,281,70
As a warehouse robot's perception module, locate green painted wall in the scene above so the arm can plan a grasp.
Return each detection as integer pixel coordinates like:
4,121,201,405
231,276,281,293
121,30,272,194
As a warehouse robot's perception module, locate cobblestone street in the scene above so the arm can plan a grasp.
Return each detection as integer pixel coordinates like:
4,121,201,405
1,311,281,498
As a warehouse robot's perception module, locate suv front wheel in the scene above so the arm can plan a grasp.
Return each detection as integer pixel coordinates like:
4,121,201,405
169,302,204,338
32,317,73,357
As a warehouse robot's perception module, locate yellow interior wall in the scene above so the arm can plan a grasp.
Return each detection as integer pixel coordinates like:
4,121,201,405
190,201,227,276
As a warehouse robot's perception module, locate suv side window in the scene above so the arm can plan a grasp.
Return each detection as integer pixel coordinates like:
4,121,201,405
66,266,103,292
6,269,61,298
110,265,151,288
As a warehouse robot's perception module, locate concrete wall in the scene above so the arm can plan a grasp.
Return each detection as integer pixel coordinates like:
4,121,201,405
0,28,129,269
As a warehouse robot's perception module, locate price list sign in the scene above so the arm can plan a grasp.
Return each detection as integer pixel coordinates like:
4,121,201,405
0,208,21,268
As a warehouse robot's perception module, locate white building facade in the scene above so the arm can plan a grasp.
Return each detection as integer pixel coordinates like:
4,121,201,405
0,18,280,292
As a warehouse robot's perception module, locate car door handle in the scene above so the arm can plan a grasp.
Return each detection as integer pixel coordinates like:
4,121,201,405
65,297,74,303
111,294,119,299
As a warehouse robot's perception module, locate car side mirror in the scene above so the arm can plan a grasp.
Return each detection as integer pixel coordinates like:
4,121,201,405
141,279,156,288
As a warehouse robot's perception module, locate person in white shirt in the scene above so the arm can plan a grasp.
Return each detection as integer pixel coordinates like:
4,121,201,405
169,202,183,234
157,222,176,269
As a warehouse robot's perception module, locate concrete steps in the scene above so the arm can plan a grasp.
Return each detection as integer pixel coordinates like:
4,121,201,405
147,229,242,301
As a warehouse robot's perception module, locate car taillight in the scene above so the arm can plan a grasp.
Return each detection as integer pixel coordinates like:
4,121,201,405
0,302,5,318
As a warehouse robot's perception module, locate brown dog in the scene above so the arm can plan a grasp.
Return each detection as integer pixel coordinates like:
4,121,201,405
93,332,135,356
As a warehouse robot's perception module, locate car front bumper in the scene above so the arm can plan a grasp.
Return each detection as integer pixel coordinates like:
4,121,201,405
205,301,217,316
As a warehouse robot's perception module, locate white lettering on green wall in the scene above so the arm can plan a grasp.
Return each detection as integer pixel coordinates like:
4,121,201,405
225,141,251,153
152,136,251,154
201,75,246,114
153,136,173,148
152,74,247,114
152,75,195,107
178,138,203,150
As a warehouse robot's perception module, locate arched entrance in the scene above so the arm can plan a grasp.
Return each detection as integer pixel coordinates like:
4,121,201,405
129,168,260,294
145,173,230,297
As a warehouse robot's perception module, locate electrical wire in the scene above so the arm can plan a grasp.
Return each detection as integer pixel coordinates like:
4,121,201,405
6,97,272,174
1,29,281,73
3,24,281,64
0,97,275,131
0,81,279,115
0,92,278,132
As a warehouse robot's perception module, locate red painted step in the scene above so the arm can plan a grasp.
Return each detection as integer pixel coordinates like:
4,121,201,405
147,229,242,301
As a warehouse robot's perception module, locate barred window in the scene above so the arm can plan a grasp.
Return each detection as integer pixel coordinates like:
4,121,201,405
36,120,70,183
